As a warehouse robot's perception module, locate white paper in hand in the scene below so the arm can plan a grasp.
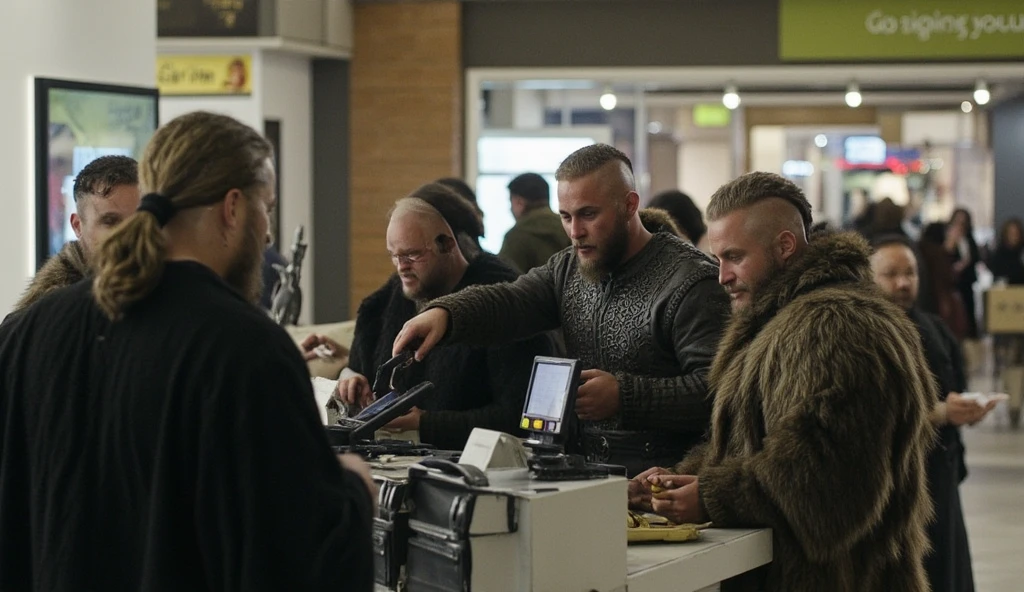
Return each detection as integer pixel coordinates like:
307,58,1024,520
311,377,340,425
960,392,1011,407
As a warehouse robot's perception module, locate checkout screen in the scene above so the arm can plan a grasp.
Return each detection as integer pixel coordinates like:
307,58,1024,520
524,363,573,421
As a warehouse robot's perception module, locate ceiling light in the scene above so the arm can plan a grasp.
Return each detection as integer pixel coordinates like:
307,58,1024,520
974,79,990,105
845,82,862,108
961,101,973,113
814,134,828,148
722,84,740,110
599,86,617,111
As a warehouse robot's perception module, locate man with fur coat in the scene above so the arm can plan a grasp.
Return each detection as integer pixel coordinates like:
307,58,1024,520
13,156,139,312
633,172,936,591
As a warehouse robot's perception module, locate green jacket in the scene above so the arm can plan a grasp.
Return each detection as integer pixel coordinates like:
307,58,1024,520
498,207,571,273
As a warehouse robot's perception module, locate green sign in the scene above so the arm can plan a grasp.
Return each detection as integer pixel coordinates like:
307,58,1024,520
693,104,731,128
780,0,1024,60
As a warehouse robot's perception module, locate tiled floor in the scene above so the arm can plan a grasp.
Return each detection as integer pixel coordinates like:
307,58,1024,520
959,349,1024,591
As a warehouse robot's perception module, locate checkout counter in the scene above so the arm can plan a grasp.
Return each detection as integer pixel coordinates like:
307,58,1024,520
329,354,772,591
366,450,771,592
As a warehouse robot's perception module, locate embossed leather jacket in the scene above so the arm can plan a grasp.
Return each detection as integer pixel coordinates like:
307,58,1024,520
431,233,729,476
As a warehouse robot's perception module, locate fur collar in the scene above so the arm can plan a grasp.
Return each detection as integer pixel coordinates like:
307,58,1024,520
710,231,873,386
743,230,871,333
15,241,89,312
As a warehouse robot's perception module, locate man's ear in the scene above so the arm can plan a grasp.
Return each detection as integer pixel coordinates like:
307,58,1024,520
70,212,83,239
625,191,640,217
777,230,798,261
219,189,245,230
436,234,456,254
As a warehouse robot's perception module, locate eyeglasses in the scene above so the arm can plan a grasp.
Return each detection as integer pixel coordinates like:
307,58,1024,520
388,249,431,266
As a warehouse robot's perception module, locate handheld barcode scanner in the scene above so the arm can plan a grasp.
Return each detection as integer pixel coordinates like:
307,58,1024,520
326,351,431,447
371,350,415,401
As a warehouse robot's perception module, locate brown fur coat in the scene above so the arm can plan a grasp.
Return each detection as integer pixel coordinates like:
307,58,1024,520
675,231,935,592
14,241,89,312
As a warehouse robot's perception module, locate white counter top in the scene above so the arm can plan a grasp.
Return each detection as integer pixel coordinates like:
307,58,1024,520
626,528,772,592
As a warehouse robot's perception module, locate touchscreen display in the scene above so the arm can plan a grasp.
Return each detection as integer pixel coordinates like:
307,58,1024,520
353,390,400,421
524,363,573,421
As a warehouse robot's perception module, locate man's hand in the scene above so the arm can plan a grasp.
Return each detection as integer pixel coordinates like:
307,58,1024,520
392,308,449,361
946,393,985,426
338,453,377,513
384,406,423,432
299,334,343,362
575,369,621,421
946,393,998,426
628,466,672,511
336,371,373,408
649,474,706,525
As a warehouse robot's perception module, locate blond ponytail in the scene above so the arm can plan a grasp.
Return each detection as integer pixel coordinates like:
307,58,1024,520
89,111,273,320
92,211,167,320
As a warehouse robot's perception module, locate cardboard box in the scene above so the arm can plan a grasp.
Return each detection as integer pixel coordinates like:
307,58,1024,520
985,287,1024,334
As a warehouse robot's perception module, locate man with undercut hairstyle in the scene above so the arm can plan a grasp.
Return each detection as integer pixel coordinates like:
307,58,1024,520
14,155,140,312
393,144,729,477
303,183,554,451
630,172,936,591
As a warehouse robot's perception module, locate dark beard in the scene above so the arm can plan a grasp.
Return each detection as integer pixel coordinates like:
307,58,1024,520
225,217,264,304
578,215,630,283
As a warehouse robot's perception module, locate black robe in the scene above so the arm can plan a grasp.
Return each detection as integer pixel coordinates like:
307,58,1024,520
910,308,975,592
348,253,555,450
0,262,373,591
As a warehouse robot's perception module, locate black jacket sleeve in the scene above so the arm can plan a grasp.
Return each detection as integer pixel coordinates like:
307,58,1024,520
433,259,563,346
618,277,727,432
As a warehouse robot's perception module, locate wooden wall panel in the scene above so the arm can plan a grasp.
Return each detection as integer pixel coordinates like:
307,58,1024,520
349,1,462,316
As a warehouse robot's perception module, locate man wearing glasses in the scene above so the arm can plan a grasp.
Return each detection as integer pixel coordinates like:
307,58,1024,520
314,183,554,451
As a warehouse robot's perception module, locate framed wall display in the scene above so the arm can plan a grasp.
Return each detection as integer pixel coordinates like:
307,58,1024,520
35,78,159,268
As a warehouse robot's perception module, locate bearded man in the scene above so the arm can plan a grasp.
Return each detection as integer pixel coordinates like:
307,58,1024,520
307,183,555,451
391,144,729,476
631,173,935,592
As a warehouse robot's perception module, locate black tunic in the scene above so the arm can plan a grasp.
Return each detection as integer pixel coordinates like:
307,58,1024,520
0,262,373,591
910,308,975,592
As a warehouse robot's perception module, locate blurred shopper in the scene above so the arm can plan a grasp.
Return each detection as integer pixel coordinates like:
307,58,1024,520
919,223,970,341
648,189,708,251
948,208,982,339
498,172,570,272
986,218,1024,285
871,234,994,592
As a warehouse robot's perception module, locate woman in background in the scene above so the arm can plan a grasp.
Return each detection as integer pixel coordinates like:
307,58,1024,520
919,222,970,341
986,218,1024,285
948,209,982,339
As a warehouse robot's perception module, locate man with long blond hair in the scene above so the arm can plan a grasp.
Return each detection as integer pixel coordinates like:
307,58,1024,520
0,112,374,591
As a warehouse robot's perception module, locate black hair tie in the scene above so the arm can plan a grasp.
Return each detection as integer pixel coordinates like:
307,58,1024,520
137,193,176,227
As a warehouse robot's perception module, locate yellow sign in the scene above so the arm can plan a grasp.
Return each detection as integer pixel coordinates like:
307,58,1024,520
157,55,252,96
780,0,1024,60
